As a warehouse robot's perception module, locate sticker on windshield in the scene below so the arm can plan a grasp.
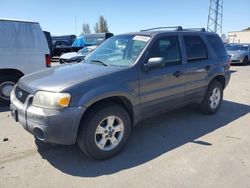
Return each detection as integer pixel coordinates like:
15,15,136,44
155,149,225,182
133,36,151,42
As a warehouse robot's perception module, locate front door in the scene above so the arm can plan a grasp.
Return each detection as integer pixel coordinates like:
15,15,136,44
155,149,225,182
139,35,186,118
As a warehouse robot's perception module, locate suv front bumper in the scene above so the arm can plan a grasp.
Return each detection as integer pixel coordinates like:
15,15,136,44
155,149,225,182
10,86,86,145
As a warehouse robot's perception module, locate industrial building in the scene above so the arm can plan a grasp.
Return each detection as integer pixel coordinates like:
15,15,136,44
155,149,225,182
228,28,250,43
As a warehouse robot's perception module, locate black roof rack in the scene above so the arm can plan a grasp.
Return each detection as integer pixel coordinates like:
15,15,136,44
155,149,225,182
182,28,206,32
140,26,206,32
140,26,183,32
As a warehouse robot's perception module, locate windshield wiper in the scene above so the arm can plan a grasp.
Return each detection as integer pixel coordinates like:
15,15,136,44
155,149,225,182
90,60,108,66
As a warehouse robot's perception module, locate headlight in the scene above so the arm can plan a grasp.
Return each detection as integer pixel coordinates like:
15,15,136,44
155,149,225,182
33,91,71,108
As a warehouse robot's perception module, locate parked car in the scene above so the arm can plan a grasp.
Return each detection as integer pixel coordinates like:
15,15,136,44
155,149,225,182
0,19,50,106
226,44,250,64
59,45,97,64
10,26,231,160
52,35,76,56
72,33,113,51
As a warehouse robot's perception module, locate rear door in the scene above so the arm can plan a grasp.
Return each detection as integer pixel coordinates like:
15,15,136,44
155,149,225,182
181,34,212,100
139,35,186,117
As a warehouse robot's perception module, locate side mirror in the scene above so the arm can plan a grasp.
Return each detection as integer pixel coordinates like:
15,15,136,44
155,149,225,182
144,57,165,71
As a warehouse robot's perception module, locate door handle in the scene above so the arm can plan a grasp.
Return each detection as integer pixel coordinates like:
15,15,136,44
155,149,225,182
205,65,211,71
173,71,183,77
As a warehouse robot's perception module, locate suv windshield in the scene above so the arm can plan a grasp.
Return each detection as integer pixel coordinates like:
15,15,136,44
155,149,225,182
226,44,248,51
84,35,151,67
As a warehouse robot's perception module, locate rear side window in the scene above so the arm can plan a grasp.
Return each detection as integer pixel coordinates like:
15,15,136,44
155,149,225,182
207,35,227,58
184,36,208,62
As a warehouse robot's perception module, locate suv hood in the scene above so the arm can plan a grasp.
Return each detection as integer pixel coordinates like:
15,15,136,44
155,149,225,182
18,63,124,94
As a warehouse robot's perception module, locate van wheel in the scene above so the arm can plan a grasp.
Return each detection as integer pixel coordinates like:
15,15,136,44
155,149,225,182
77,103,131,160
199,80,223,114
0,76,19,106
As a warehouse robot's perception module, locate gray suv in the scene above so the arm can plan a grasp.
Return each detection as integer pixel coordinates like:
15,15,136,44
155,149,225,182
10,27,231,160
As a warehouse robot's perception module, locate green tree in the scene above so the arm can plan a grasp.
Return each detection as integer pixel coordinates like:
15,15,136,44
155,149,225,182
82,23,91,34
94,15,109,33
94,22,99,33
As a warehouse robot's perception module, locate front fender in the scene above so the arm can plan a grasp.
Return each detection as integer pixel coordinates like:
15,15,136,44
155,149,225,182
77,84,139,108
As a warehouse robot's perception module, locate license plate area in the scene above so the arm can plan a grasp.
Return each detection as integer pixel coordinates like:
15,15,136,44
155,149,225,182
10,105,18,122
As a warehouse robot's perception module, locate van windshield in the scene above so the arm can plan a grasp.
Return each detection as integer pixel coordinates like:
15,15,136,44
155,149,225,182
84,35,151,67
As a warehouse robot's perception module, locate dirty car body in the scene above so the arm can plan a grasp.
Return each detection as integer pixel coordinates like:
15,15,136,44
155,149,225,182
10,27,231,159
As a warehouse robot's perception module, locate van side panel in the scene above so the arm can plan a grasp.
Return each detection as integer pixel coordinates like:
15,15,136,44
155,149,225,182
0,20,49,75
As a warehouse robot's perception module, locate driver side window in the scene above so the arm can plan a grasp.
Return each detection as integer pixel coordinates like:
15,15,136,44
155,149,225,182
148,36,181,66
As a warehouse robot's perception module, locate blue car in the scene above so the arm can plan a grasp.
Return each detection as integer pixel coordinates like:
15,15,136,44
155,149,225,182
72,33,113,48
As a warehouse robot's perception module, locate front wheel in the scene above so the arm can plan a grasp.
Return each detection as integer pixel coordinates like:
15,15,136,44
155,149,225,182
0,76,19,106
199,80,223,114
77,103,131,160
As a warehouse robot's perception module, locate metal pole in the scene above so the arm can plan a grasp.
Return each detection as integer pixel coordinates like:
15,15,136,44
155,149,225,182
75,16,77,36
214,0,219,32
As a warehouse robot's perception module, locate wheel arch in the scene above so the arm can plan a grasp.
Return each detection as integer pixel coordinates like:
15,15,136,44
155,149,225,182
0,69,24,78
209,75,226,89
77,95,135,137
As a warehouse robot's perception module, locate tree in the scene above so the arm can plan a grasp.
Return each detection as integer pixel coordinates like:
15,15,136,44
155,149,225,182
94,22,99,33
94,15,109,33
82,23,91,34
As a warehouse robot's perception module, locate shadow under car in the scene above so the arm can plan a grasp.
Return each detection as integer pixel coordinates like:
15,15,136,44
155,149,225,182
35,100,250,177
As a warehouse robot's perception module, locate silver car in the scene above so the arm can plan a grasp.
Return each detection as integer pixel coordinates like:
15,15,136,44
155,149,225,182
226,44,250,64
59,45,97,64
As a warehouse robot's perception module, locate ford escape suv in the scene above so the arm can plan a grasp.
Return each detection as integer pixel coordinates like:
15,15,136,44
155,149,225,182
10,26,231,160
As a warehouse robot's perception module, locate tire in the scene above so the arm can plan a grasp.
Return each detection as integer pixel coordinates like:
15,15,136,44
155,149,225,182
0,76,19,107
199,80,223,114
77,103,132,160
243,56,248,65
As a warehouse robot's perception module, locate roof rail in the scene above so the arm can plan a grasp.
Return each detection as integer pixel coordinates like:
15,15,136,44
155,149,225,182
140,26,183,32
182,28,206,32
140,27,206,32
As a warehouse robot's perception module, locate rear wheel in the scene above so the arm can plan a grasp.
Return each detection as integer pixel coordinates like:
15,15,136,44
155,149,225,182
0,76,19,106
199,80,223,114
77,103,132,160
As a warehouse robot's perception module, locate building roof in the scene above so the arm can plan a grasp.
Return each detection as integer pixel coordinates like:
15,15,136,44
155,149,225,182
243,27,250,31
228,27,250,33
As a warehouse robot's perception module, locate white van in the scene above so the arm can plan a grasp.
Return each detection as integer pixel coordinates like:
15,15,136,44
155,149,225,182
0,19,50,105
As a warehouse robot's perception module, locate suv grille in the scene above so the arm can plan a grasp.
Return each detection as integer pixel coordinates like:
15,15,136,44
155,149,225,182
15,87,30,103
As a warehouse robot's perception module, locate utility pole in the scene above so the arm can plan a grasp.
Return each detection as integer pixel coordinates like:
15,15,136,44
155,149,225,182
207,0,223,35
75,16,77,36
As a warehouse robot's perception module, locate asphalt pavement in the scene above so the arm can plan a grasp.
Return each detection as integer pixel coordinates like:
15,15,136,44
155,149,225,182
0,65,249,188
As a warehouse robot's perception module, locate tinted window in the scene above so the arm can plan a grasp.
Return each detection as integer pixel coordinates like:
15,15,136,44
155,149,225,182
207,35,227,58
149,36,181,66
184,36,208,62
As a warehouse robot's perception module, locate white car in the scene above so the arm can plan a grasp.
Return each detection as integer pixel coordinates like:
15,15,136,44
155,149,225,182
0,19,50,105
59,45,97,64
